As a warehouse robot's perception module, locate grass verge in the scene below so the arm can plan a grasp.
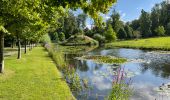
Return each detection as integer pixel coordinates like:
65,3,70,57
106,37,170,51
0,47,74,100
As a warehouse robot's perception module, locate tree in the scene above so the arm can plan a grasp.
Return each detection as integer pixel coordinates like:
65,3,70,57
130,20,140,31
154,26,166,36
0,26,8,73
63,12,78,38
166,23,170,35
108,11,123,33
105,24,117,42
151,4,160,35
118,28,127,39
139,9,152,37
124,25,133,39
77,13,87,29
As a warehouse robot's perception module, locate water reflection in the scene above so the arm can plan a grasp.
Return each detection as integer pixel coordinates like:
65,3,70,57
63,47,170,100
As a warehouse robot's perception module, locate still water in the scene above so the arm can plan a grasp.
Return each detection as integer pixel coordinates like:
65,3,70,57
64,47,170,100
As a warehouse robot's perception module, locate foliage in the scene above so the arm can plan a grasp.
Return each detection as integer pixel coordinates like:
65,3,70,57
40,34,51,44
77,55,127,64
151,4,160,35
49,32,59,43
59,32,66,41
154,26,166,36
124,25,133,39
93,34,105,44
139,9,152,37
130,1,170,38
105,24,117,42
62,35,98,46
118,28,127,39
108,11,123,33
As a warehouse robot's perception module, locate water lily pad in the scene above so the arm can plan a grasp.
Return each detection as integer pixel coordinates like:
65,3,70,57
76,55,127,64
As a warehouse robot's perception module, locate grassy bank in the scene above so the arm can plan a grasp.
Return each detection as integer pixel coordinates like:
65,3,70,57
106,37,170,51
0,47,74,100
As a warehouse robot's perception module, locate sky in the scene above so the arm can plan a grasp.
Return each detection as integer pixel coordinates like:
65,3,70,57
114,0,163,22
73,0,165,28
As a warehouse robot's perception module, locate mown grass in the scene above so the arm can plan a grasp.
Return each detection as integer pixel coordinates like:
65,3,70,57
0,47,74,100
106,37,170,50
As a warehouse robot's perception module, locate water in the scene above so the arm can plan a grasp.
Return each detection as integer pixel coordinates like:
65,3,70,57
64,47,170,100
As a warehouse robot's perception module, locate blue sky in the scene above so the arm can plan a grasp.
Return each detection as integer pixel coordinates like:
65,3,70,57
114,0,163,22
73,0,164,28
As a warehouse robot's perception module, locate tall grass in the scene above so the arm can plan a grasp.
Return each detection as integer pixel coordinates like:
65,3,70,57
44,43,83,94
45,43,66,70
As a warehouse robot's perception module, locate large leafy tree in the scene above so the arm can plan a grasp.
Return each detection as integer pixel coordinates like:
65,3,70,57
139,9,152,37
151,4,160,35
108,10,123,33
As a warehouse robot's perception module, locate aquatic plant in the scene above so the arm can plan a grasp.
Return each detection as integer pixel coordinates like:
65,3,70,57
77,55,127,64
108,67,133,100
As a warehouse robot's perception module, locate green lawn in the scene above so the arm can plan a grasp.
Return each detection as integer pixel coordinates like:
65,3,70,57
106,37,170,50
0,47,74,100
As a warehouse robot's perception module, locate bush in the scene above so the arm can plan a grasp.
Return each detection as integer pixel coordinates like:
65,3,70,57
154,26,166,36
93,34,105,44
59,32,66,41
49,32,59,43
40,34,51,44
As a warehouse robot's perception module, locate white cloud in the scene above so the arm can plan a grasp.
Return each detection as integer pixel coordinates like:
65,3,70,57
121,13,126,18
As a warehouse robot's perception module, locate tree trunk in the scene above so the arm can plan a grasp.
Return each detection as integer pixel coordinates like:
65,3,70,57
24,39,27,54
29,42,32,51
11,38,14,48
17,38,21,59
0,33,4,73
31,42,33,50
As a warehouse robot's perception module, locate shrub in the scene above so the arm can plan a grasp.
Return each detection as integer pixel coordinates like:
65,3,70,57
154,26,166,36
93,34,105,44
59,32,66,41
40,34,51,44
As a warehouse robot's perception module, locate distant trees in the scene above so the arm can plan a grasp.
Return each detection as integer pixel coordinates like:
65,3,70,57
130,1,170,38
